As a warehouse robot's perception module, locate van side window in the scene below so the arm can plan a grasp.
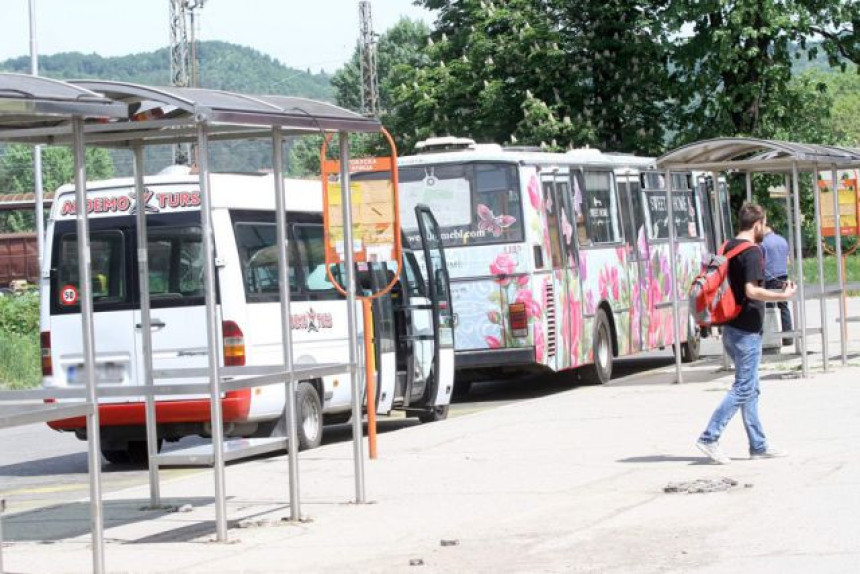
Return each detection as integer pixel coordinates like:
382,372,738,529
292,224,335,293
583,170,621,244
59,231,125,303
235,223,298,301
147,226,205,301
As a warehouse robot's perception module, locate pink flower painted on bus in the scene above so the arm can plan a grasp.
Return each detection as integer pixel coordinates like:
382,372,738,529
527,175,541,210
490,253,517,276
487,310,502,324
517,275,529,286
477,204,517,238
515,288,542,318
485,335,503,349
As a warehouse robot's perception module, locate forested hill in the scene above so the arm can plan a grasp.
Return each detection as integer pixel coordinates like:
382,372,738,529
0,41,332,100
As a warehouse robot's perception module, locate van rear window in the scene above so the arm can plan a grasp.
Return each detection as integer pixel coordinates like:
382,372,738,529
58,231,126,304
147,226,205,301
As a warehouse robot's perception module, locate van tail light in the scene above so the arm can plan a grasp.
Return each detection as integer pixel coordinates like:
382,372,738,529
40,331,53,377
222,320,246,367
508,303,528,338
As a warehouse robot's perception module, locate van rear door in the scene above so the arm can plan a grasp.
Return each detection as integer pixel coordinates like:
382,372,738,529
49,220,138,399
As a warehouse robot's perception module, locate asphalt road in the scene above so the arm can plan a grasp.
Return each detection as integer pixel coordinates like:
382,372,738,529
0,353,679,516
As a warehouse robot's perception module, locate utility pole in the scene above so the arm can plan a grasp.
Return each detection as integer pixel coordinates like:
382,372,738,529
169,0,206,165
358,1,380,117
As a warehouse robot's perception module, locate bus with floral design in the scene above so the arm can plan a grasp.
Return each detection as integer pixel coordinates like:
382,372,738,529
355,137,710,387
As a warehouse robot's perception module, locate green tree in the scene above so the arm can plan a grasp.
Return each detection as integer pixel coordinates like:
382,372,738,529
0,144,114,232
332,18,431,113
387,1,669,154
668,0,859,143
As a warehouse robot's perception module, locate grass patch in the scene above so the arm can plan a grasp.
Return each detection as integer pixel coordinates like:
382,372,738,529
801,256,860,286
0,329,40,389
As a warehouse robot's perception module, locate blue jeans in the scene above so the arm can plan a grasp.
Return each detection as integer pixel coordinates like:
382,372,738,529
699,325,768,454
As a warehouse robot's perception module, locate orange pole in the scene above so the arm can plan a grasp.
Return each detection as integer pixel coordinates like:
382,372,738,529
362,299,378,459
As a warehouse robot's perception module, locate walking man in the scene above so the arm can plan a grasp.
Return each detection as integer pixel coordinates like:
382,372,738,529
696,203,796,464
761,225,793,346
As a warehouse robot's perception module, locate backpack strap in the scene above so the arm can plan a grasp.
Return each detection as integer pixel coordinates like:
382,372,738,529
721,240,758,260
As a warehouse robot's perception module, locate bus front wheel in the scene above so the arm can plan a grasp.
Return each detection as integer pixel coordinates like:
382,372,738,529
582,309,613,385
681,315,701,363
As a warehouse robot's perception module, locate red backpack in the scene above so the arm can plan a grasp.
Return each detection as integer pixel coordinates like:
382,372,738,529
689,241,758,327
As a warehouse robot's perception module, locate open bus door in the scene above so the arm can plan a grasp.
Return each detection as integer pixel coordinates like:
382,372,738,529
393,205,454,421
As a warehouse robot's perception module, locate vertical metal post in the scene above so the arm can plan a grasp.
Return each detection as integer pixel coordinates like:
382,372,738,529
785,174,800,356
791,163,808,378
812,166,829,371
272,129,301,521
197,124,228,541
72,117,105,574
340,132,366,502
133,145,160,506
711,172,730,371
831,165,847,365
29,0,45,278
1,499,6,574
745,172,752,203
664,169,683,384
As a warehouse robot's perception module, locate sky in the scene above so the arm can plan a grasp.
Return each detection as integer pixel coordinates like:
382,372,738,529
0,0,434,73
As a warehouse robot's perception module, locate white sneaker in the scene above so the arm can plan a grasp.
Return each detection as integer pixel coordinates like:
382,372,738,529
750,445,788,459
696,440,731,464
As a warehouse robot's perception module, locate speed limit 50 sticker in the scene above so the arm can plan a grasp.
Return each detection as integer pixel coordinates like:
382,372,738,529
60,284,79,305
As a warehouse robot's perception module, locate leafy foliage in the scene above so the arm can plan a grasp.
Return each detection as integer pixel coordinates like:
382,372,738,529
0,291,39,337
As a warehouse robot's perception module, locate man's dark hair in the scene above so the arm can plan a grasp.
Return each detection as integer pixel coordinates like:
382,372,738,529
738,202,765,231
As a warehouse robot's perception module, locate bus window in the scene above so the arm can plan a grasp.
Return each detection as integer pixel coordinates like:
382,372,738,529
583,170,621,244
642,172,701,240
572,171,589,247
543,181,564,268
375,162,523,249
147,226,205,302
58,231,126,304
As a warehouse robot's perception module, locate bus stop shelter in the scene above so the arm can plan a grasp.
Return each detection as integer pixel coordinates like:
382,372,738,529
658,138,860,380
0,74,384,573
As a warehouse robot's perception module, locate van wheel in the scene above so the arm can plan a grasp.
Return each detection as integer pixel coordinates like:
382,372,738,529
581,309,613,385
681,314,701,363
296,382,323,450
419,405,449,423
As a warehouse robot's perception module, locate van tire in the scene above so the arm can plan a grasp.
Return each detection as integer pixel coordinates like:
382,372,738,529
581,309,613,385
296,382,323,450
418,405,449,423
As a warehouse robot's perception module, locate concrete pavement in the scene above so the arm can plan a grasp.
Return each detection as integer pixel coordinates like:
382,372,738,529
2,352,860,573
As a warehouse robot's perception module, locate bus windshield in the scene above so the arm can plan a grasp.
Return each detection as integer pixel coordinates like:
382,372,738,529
355,162,523,249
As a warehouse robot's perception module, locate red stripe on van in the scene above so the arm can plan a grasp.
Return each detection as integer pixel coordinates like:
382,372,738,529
47,389,252,430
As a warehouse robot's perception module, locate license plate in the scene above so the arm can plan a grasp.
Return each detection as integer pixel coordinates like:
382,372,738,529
67,363,125,385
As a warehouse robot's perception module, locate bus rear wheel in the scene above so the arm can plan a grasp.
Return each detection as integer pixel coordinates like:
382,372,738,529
681,314,701,363
582,309,613,385
419,405,449,423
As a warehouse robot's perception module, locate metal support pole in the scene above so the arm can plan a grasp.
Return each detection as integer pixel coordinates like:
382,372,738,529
664,169,683,384
711,172,730,371
1,499,6,574
340,132,366,502
745,172,752,203
785,174,801,356
29,0,45,282
812,165,829,371
831,165,847,365
272,129,301,520
197,124,228,541
791,163,808,378
73,117,105,574
133,145,161,506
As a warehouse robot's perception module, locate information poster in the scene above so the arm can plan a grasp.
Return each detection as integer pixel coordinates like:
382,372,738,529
819,178,859,237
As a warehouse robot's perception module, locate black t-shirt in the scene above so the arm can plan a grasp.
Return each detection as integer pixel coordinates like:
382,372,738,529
725,239,765,333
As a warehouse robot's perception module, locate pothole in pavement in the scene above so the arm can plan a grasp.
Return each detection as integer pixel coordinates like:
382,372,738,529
664,477,753,494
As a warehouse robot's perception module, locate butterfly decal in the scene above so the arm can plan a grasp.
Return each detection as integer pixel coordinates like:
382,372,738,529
477,204,517,237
